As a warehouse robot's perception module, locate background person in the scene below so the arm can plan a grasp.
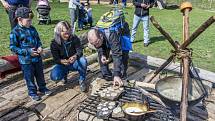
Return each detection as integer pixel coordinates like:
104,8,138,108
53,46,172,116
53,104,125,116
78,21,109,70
130,0,154,47
0,0,32,29
69,0,81,33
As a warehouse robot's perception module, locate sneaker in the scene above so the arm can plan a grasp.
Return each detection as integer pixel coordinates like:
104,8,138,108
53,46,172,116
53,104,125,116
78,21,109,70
30,95,41,101
144,43,149,47
40,89,52,96
80,83,87,92
44,90,52,96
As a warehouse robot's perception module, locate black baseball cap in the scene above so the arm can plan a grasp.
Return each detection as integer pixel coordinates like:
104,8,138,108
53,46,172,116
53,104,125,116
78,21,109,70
15,7,34,19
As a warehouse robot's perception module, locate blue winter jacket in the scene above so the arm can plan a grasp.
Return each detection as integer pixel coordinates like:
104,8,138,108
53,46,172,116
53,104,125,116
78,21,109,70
9,24,42,64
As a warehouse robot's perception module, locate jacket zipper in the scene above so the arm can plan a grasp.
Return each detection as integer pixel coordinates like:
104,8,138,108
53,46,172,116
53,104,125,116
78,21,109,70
141,0,143,16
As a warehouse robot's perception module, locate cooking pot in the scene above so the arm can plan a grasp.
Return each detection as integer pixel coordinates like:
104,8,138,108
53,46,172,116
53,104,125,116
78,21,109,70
122,102,156,121
155,76,206,107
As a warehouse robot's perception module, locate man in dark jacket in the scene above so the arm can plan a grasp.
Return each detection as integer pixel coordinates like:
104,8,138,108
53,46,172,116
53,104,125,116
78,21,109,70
131,0,154,47
1,0,32,29
87,22,131,87
50,21,88,92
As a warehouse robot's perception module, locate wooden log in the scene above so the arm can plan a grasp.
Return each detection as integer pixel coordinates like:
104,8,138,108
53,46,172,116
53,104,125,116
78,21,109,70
0,32,91,78
0,53,98,119
129,52,215,83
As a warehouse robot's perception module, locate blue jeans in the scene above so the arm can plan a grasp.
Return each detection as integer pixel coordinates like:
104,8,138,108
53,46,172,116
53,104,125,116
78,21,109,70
122,0,126,8
131,15,149,44
70,8,79,32
21,60,48,96
50,56,87,84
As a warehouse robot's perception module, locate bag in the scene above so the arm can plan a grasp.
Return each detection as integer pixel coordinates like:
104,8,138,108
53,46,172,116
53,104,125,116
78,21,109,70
120,35,132,51
96,9,132,51
96,9,125,29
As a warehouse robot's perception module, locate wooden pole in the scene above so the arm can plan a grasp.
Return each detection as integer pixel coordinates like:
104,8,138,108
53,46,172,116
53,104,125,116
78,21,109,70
180,2,192,120
146,55,174,82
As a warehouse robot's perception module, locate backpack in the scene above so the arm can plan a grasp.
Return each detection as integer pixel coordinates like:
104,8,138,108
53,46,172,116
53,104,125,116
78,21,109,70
96,9,132,51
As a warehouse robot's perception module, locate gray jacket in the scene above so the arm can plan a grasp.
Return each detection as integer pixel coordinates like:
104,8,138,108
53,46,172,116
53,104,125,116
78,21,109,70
68,0,81,9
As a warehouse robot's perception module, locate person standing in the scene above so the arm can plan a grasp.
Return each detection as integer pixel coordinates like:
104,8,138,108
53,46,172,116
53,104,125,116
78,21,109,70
69,0,81,33
9,7,51,101
0,0,32,29
130,0,154,47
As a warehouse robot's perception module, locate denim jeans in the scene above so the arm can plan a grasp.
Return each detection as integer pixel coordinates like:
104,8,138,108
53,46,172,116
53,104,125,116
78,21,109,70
70,8,79,32
122,0,127,8
131,15,149,44
21,60,48,96
50,56,87,84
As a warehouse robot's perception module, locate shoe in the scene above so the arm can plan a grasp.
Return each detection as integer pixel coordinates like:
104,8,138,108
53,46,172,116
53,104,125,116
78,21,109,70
30,95,41,101
144,43,149,47
44,90,52,96
63,76,68,84
40,89,52,96
122,73,127,80
80,83,87,92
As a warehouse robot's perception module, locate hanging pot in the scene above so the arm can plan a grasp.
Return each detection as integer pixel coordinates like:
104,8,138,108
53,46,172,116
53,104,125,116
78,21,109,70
155,76,206,107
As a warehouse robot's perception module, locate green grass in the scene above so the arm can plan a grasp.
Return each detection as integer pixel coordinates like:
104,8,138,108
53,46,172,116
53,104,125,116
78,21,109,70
0,2,215,72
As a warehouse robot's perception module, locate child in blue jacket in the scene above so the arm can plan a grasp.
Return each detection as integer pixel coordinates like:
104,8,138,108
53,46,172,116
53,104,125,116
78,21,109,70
9,7,51,101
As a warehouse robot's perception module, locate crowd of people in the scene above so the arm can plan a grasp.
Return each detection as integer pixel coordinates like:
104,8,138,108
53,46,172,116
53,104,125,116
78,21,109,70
0,0,155,101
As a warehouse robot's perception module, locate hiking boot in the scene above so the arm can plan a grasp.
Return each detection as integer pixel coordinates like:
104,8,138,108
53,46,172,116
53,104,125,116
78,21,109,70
30,95,41,101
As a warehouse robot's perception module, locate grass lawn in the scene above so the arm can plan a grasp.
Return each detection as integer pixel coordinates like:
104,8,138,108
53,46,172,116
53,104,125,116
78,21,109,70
0,2,215,72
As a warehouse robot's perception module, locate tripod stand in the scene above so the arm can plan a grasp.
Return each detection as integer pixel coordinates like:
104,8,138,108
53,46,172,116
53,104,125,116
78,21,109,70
147,2,215,121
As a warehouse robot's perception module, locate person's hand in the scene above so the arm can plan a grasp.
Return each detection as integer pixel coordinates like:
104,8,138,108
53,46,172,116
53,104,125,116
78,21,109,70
30,50,39,57
2,1,10,10
145,4,151,9
60,59,70,65
113,76,123,87
37,47,43,54
141,3,148,8
101,55,109,64
69,55,77,64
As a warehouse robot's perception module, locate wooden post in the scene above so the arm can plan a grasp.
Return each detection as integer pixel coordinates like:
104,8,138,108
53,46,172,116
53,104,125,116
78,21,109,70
180,2,192,121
